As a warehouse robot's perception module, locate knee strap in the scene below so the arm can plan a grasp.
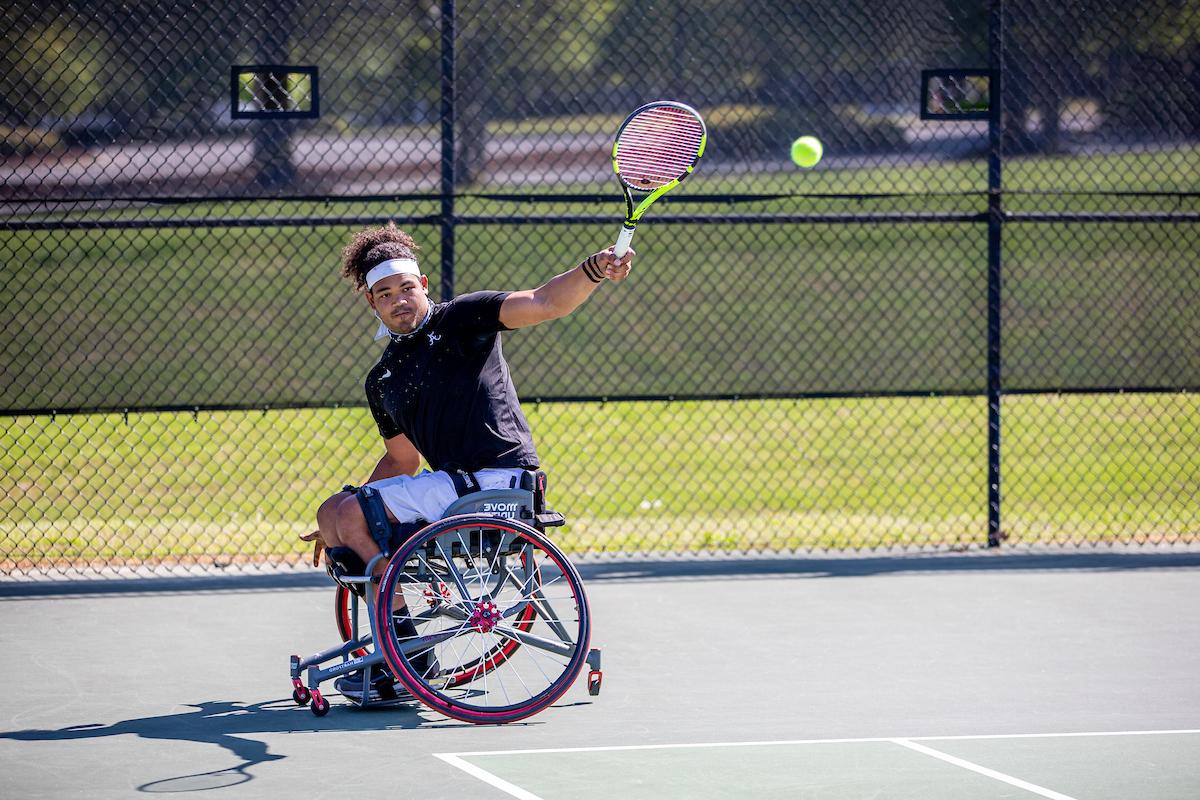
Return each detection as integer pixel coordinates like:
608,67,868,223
344,482,429,555
350,485,395,555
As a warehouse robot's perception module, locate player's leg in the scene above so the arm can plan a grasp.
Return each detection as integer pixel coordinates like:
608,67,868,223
369,472,461,678
333,474,442,636
328,488,414,702
333,492,390,569
333,471,457,698
315,490,352,547
332,471,457,566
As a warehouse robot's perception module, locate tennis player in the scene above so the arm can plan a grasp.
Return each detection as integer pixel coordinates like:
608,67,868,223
301,223,631,698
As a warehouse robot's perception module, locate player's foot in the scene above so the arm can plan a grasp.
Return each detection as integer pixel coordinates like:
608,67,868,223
391,613,440,681
334,664,411,703
409,650,440,681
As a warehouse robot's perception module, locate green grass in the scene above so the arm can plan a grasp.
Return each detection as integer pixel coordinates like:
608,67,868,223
2,145,1197,569
1,392,1196,570
5,218,1195,411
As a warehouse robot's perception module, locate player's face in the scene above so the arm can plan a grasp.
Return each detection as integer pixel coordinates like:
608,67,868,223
368,274,430,334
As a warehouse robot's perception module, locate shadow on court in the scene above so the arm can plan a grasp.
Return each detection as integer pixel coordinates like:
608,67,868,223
0,698,482,793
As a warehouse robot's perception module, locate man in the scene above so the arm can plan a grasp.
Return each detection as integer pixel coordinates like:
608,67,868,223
302,222,632,699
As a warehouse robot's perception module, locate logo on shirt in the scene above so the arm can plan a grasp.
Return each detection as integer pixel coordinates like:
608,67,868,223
427,332,442,345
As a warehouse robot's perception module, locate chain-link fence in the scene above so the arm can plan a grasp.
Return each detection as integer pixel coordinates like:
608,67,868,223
2,0,1197,577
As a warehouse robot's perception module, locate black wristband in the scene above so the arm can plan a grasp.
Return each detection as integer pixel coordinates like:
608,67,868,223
583,255,602,282
581,255,604,283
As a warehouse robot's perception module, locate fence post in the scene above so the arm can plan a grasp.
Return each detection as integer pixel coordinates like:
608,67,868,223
987,0,1005,547
439,0,456,301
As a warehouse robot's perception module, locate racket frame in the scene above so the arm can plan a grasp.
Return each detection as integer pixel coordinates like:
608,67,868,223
611,100,707,257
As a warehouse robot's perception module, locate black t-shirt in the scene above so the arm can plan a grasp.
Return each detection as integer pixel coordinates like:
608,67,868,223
365,291,539,472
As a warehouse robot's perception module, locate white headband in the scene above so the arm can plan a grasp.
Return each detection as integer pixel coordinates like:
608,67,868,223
366,258,420,290
366,258,424,341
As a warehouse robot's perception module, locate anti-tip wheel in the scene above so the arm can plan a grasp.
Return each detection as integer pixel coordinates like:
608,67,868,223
310,694,330,717
292,686,311,705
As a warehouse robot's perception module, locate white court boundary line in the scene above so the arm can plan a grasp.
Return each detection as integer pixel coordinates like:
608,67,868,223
440,727,1200,757
892,738,1079,800
436,728,1200,800
435,754,547,800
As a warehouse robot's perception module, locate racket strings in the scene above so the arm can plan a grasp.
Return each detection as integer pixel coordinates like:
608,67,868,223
616,106,704,190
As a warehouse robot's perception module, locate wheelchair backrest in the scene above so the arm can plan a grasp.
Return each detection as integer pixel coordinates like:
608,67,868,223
442,487,536,521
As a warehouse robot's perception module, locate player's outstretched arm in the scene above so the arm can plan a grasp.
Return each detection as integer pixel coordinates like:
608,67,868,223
498,247,634,330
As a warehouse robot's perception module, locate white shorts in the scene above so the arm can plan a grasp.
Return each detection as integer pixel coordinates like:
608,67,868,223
368,468,528,523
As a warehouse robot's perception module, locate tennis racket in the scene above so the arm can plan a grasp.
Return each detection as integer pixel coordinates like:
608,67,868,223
611,101,707,258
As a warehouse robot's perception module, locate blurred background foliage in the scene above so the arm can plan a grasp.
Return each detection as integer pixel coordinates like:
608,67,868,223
3,0,1198,166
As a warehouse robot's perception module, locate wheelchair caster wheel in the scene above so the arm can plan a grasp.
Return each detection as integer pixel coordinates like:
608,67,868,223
310,692,330,717
292,686,311,705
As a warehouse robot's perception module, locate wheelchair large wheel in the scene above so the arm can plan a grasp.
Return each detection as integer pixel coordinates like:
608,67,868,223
374,514,591,724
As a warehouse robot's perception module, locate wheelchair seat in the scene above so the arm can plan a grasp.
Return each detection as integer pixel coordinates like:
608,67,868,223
328,470,565,604
442,469,565,528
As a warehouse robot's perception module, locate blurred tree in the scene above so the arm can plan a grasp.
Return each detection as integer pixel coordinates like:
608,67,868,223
292,0,438,129
753,0,964,119
1004,0,1200,151
0,3,113,126
1105,0,1200,136
455,0,621,185
3,0,1192,176
86,0,246,137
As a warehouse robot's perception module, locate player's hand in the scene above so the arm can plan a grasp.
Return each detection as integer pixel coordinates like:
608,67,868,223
596,246,634,282
299,529,325,568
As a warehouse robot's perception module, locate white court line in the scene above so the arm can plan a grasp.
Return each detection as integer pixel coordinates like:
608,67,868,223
891,738,1080,800
438,727,1200,757
435,753,547,800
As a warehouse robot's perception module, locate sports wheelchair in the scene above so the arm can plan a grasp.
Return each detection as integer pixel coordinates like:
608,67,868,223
289,469,602,724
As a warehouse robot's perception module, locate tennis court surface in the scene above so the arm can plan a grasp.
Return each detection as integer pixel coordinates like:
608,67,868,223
440,730,1200,799
2,550,1198,798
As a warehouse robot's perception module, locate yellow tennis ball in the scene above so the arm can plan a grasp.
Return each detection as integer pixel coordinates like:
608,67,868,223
791,136,823,168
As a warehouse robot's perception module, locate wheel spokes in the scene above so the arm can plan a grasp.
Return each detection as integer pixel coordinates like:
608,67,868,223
379,517,589,719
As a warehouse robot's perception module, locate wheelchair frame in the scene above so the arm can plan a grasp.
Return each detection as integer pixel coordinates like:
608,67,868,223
289,470,602,723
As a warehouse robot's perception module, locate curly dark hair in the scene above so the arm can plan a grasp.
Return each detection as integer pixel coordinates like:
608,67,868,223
340,222,422,291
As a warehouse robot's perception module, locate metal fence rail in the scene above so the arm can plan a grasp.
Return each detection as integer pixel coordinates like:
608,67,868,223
2,0,1197,576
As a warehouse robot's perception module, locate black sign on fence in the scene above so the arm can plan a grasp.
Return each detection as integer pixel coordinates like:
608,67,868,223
230,65,320,119
920,69,993,120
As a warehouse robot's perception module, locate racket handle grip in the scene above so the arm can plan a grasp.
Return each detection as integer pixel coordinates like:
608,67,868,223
613,223,636,259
